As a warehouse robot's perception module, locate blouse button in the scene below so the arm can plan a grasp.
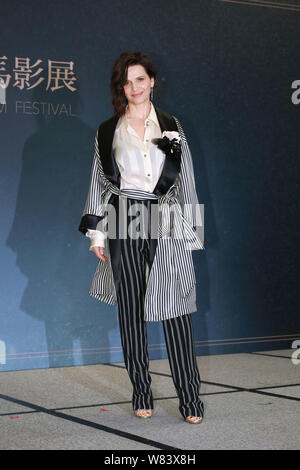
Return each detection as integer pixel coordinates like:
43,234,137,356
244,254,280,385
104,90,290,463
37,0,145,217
147,173,151,177
144,154,147,157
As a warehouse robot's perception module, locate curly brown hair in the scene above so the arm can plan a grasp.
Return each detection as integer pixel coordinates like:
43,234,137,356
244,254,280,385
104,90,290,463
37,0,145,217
110,51,159,117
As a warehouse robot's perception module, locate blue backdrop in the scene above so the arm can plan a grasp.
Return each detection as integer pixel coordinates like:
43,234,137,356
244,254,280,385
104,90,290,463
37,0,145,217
1,0,299,371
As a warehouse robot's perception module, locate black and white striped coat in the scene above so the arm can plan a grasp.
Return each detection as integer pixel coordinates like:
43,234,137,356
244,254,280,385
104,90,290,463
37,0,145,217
78,106,204,321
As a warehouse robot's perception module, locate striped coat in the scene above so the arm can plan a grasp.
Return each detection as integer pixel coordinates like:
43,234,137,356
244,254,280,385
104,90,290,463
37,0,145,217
78,106,204,321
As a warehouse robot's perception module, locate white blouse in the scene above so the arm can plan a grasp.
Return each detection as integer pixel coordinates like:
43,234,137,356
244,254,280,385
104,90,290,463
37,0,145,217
86,101,165,250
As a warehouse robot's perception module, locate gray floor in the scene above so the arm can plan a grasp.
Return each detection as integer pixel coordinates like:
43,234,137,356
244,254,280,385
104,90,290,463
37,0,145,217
0,349,299,450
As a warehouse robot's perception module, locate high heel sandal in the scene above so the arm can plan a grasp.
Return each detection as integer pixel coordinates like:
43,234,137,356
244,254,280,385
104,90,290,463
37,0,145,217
134,409,153,419
185,415,203,424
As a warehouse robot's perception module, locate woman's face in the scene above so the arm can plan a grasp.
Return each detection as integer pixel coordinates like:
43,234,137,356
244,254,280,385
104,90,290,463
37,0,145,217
123,64,154,106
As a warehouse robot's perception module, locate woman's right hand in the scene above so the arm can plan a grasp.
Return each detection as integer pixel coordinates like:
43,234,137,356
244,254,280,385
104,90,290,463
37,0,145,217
91,246,108,262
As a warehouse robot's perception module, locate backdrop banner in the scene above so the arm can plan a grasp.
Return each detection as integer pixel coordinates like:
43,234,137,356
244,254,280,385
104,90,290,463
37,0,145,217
1,0,299,371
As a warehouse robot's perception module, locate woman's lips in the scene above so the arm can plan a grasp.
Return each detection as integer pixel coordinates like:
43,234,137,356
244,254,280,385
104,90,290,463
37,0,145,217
132,91,143,97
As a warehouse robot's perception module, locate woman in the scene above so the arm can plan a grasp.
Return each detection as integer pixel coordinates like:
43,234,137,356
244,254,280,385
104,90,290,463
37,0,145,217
78,51,204,424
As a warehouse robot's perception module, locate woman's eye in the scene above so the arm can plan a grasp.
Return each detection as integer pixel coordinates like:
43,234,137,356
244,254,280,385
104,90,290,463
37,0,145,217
124,78,144,86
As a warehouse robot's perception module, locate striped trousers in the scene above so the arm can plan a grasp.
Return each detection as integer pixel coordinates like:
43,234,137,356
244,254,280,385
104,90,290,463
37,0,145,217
116,197,204,419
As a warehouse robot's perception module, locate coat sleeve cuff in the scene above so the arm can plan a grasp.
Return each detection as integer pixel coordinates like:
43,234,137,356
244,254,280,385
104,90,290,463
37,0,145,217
78,214,103,236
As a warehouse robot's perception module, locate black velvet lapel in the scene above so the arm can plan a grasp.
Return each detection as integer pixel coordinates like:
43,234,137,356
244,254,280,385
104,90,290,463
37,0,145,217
97,105,181,196
98,114,121,187
152,106,181,196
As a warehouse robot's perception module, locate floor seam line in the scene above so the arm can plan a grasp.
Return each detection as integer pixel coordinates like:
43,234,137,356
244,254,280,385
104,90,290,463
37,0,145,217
0,393,180,451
